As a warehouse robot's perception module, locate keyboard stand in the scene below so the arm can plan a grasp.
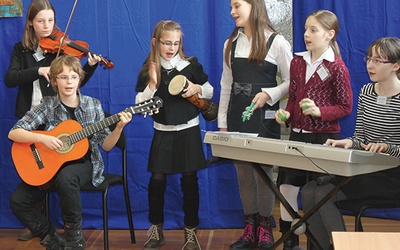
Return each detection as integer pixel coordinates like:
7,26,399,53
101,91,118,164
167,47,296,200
252,162,352,250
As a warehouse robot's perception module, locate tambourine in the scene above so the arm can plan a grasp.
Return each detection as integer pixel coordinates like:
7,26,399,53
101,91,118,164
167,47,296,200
169,75,218,122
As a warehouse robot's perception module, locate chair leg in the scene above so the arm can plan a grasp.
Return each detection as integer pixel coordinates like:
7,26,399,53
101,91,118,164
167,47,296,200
354,212,362,231
45,193,50,221
103,189,109,250
355,207,369,232
123,182,136,244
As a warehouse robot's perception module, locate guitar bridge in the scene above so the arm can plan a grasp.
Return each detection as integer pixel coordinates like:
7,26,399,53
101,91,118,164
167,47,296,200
30,144,44,170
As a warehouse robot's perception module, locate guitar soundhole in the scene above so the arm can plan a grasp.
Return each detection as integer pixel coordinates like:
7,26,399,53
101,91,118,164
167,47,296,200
56,133,74,154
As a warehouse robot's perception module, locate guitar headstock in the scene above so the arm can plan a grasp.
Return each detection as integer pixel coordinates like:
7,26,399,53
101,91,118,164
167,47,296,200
129,96,163,116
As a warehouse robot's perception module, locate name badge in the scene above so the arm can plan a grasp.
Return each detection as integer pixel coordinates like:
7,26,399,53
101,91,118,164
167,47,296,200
377,96,388,105
265,110,276,119
33,51,45,62
317,64,331,82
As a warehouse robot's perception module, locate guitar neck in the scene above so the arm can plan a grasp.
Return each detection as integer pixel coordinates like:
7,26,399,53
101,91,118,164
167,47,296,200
69,107,134,144
67,97,161,144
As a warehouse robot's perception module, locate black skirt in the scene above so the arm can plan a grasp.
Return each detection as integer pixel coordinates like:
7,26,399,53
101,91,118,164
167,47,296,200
148,125,207,174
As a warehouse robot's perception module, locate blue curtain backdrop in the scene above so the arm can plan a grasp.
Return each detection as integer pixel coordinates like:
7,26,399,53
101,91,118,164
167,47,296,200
1,0,400,230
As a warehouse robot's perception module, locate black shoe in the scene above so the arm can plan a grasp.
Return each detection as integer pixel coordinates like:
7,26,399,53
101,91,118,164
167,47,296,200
64,237,86,250
230,224,257,250
64,222,86,250
40,232,65,250
258,215,274,250
280,218,299,250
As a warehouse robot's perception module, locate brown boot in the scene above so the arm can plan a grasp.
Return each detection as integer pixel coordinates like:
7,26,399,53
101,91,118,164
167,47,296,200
18,227,34,241
182,226,201,250
144,224,165,250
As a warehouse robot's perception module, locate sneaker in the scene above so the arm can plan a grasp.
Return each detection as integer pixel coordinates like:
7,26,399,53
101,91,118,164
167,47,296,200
144,224,165,250
182,226,201,250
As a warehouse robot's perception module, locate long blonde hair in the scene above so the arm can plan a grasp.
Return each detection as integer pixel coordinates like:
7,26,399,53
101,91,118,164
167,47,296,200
140,20,189,88
308,10,341,58
224,0,277,67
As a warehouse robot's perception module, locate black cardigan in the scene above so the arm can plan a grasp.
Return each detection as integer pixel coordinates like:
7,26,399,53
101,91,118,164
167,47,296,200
5,42,98,118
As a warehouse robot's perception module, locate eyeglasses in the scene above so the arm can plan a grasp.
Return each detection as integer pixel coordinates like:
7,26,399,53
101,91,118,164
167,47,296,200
56,75,80,82
159,40,180,47
364,56,391,65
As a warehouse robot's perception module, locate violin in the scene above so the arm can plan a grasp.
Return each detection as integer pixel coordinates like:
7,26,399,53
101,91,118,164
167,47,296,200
40,30,114,69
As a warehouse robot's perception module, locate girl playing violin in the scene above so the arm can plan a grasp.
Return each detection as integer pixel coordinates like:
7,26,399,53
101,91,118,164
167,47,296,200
4,0,101,242
5,0,101,119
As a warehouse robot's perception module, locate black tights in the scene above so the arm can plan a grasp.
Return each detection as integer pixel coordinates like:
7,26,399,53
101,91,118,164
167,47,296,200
148,171,199,227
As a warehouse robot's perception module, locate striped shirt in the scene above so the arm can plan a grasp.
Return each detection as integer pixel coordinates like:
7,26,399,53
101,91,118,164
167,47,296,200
351,83,400,158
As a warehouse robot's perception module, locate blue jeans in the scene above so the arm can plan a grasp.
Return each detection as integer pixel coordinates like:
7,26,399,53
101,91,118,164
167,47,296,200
10,160,92,239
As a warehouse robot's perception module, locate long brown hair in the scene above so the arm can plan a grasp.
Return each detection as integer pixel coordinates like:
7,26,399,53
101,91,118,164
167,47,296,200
22,0,57,51
308,10,341,58
224,0,277,67
139,20,189,88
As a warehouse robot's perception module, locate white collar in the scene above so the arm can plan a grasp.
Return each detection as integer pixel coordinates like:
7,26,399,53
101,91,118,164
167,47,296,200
160,54,189,72
295,46,335,65
232,28,273,42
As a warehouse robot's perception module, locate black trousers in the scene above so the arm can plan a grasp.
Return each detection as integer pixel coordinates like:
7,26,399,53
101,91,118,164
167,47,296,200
10,160,92,239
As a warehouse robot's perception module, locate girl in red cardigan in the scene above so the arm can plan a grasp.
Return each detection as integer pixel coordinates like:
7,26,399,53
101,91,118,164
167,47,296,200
274,10,353,249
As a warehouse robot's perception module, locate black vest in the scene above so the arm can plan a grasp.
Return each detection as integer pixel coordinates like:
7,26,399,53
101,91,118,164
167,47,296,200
227,33,280,138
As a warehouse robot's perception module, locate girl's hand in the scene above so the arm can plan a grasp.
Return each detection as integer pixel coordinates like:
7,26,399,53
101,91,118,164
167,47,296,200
361,142,388,153
148,62,157,90
325,138,352,148
88,52,101,66
252,92,271,110
219,128,228,132
275,109,290,125
38,66,50,82
181,80,201,98
300,98,321,117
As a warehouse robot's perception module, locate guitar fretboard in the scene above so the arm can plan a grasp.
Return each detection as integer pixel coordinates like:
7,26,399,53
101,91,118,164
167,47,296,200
66,97,162,144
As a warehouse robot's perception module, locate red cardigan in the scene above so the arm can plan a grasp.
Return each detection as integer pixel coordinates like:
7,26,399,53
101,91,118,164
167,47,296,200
286,55,353,133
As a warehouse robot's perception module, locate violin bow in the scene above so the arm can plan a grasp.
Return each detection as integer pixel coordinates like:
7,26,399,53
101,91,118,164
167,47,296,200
56,0,79,58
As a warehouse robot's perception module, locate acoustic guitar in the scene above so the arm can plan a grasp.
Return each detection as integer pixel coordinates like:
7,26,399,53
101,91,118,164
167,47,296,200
11,97,163,186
